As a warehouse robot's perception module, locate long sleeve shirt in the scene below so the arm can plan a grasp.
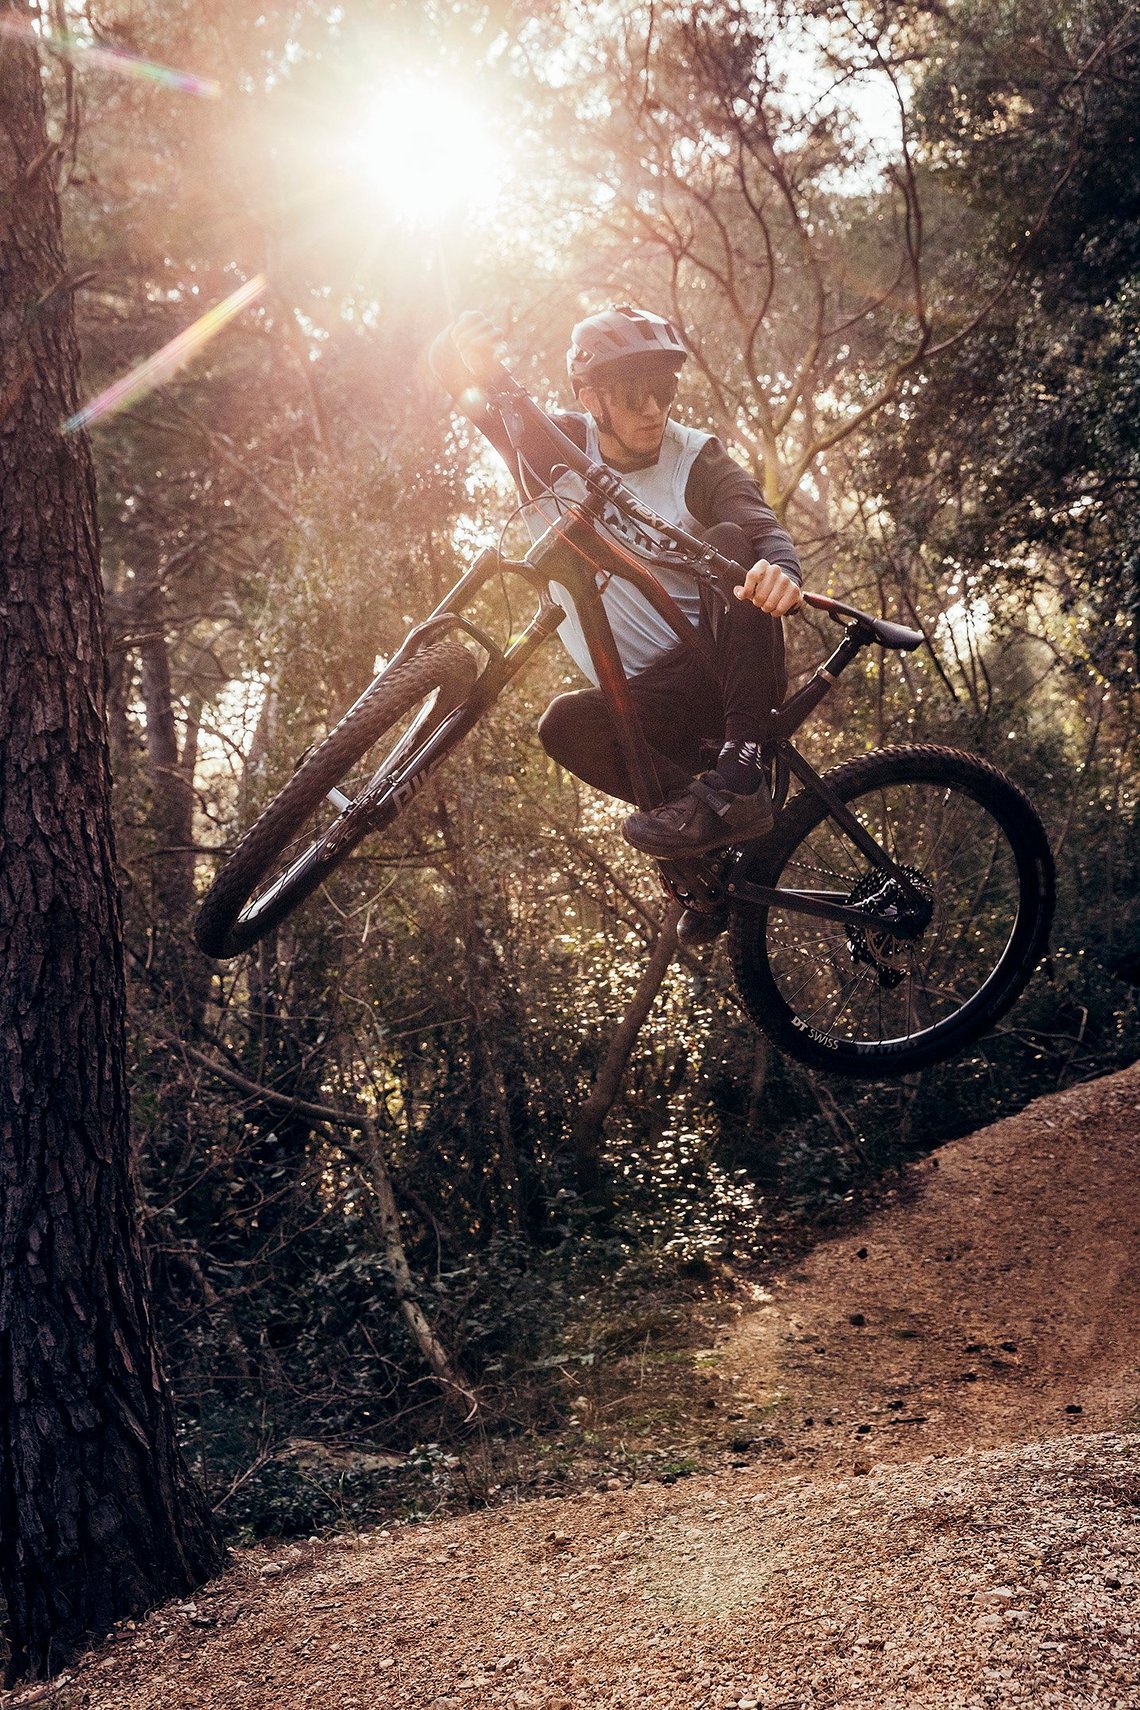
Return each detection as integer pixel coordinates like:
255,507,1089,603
429,331,801,682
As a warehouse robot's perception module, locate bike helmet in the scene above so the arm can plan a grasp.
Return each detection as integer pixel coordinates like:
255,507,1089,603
567,305,688,394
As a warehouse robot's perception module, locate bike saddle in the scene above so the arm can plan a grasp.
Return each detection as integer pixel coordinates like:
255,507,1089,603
871,616,924,651
819,601,923,651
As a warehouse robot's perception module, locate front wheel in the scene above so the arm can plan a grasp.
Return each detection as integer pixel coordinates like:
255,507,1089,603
195,638,478,959
728,745,1055,1076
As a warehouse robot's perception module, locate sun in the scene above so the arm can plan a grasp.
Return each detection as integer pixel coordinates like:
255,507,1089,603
346,76,509,227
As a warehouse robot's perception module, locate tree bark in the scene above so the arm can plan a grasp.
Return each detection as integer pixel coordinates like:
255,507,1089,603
0,9,222,1681
571,902,682,1193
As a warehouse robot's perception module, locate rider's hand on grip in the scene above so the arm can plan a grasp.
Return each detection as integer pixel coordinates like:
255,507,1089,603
734,558,803,617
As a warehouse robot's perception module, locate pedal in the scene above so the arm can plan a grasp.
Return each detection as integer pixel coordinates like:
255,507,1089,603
656,852,731,913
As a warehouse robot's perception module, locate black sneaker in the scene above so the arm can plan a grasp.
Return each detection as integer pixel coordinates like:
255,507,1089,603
677,903,730,948
623,772,774,859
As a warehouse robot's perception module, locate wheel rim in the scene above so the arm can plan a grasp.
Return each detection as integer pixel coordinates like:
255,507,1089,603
760,777,1027,1055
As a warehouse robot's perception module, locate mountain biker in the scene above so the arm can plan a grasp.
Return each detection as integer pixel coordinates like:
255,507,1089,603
428,305,803,944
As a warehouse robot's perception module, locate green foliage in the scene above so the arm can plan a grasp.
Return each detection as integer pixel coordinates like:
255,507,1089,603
50,0,1140,1540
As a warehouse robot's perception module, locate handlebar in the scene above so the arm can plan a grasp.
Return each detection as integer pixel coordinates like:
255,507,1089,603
481,360,924,654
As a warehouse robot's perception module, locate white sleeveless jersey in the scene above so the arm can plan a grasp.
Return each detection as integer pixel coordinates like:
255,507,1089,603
524,418,713,685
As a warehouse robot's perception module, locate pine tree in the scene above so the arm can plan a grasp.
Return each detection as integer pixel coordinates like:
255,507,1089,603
0,6,223,1681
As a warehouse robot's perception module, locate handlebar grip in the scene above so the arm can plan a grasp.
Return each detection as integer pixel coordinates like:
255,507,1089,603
802,591,924,650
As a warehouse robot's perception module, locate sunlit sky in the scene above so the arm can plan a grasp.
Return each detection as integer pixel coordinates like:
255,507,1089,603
343,77,511,229
42,7,904,437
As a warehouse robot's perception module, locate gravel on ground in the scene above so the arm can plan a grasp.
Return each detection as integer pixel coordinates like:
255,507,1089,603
7,1060,1139,1710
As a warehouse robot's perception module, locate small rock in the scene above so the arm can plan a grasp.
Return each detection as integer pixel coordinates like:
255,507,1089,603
848,1313,866,1327
259,1563,284,1579
1064,1404,1083,1414
855,1247,868,1259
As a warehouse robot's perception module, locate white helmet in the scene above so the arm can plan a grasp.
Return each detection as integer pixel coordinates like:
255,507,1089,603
567,305,688,394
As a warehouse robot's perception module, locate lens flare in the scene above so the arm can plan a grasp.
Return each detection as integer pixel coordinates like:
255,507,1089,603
0,17,221,99
63,275,267,434
346,76,509,227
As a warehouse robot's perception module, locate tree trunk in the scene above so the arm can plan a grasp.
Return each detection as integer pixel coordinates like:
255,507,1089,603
0,10,222,1681
358,1118,477,1419
571,902,682,1193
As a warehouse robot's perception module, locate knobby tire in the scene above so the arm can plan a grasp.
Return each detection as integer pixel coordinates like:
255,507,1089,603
195,638,477,959
729,745,1055,1076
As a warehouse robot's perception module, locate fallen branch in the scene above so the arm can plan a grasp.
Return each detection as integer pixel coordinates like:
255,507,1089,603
571,901,683,1192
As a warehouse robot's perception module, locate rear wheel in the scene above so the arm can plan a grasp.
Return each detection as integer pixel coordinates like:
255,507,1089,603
728,745,1055,1075
195,639,477,958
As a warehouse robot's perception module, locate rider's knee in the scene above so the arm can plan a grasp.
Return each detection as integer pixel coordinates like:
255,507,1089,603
538,692,592,767
704,521,753,577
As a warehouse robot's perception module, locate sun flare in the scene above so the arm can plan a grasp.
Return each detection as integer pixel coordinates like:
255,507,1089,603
346,77,509,227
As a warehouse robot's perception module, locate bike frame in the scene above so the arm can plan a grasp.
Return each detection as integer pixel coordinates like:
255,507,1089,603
343,379,929,937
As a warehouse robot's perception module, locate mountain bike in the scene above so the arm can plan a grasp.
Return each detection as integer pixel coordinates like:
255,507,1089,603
194,363,1055,1077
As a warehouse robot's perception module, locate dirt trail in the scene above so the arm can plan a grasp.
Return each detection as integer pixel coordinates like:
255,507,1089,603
718,1059,1140,1470
12,1062,1140,1710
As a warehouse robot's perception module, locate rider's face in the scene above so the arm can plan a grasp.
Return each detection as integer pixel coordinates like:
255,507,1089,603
580,366,679,461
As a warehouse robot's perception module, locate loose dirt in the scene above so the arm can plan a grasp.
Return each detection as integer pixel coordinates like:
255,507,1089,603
10,1062,1140,1710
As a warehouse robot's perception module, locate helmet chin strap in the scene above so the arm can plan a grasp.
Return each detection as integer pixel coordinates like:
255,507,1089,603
588,397,662,468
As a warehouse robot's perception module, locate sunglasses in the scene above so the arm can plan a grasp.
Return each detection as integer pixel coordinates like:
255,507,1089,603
602,373,680,413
